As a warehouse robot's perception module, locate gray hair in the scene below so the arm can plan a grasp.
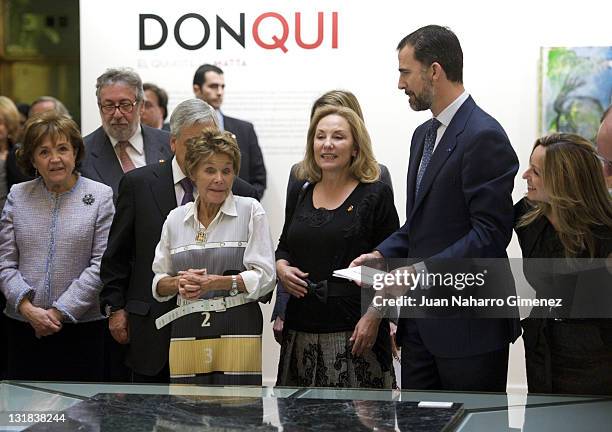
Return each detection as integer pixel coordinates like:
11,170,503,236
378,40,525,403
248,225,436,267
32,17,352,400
169,98,219,138
95,67,144,102
29,96,71,118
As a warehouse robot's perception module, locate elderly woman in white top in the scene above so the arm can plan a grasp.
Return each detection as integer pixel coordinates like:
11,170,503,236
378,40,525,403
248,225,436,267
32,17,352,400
0,111,114,381
152,129,275,385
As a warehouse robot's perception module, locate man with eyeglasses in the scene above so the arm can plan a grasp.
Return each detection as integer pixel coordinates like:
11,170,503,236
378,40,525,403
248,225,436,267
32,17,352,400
81,68,172,201
596,105,612,195
81,68,171,383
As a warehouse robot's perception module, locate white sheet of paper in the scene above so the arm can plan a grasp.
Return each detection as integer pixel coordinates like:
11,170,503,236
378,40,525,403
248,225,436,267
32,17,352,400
332,265,385,285
418,401,454,408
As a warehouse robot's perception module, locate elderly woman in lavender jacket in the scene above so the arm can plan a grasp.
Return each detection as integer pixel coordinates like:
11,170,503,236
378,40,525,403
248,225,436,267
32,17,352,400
0,111,114,381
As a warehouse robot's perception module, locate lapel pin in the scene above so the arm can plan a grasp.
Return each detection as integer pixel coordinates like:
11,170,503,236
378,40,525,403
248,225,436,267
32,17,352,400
347,205,354,212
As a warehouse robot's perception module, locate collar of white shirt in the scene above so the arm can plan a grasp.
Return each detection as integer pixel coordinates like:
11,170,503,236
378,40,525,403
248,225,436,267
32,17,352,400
215,109,225,131
436,91,470,127
182,192,238,225
109,126,144,155
172,157,186,185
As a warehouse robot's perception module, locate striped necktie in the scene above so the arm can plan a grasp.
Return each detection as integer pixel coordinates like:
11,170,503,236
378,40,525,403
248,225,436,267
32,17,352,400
117,141,136,173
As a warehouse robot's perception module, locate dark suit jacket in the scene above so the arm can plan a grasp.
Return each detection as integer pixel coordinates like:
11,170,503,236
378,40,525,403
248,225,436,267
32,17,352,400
377,96,521,358
81,124,172,200
515,198,612,321
223,114,266,200
99,159,258,376
232,176,259,199
6,144,33,189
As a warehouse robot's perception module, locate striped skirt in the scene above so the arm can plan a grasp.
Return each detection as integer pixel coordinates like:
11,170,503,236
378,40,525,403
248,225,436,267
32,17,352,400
169,301,263,385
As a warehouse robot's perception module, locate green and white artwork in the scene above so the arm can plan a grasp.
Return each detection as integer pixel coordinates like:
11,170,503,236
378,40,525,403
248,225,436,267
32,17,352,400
540,47,612,143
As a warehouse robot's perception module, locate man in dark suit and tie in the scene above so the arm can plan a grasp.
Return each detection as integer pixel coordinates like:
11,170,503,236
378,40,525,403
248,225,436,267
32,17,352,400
193,64,267,199
352,25,520,391
99,99,256,383
81,68,172,200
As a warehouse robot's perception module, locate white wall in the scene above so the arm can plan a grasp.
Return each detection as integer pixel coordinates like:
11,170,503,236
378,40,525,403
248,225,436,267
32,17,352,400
80,0,611,387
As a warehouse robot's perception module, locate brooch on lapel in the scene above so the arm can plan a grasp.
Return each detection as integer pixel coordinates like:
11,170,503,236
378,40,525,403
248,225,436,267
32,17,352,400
347,205,354,212
82,194,95,205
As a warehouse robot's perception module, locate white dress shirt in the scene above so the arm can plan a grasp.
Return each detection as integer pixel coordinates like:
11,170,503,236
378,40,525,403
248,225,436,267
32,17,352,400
172,157,188,206
432,90,470,151
215,109,225,131
151,193,276,302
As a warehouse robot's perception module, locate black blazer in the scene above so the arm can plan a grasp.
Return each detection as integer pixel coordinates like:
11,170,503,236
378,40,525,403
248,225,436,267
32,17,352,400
272,163,394,321
378,97,521,357
81,124,172,200
515,198,612,321
223,114,266,200
99,160,258,376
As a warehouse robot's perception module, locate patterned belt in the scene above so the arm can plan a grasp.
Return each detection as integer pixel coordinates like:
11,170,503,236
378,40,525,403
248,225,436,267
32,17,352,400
155,293,249,329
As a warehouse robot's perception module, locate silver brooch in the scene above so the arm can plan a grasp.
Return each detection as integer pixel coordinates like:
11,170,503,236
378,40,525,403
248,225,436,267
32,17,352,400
82,194,95,205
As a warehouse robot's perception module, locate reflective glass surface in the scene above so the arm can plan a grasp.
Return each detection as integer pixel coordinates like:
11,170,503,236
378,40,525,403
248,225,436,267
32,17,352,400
1,381,610,431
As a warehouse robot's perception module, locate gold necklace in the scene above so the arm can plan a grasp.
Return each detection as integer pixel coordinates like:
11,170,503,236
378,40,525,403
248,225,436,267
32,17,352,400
194,219,207,243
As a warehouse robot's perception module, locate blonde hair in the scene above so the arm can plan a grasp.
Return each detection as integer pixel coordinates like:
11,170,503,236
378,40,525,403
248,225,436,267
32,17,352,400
184,129,241,179
310,90,364,121
296,105,380,183
518,133,612,257
0,96,20,141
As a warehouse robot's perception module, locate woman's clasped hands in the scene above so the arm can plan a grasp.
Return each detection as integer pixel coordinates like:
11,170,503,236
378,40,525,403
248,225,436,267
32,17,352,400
177,268,216,300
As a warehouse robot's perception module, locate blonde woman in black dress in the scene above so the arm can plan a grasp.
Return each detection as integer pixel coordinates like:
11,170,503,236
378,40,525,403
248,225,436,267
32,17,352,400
276,106,399,388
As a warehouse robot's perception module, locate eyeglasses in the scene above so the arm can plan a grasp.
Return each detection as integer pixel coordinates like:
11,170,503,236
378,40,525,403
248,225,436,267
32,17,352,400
99,100,138,115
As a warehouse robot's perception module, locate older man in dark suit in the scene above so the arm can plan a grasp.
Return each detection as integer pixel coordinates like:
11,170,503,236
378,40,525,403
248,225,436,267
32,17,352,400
99,99,256,383
81,68,172,199
193,64,267,199
352,25,520,392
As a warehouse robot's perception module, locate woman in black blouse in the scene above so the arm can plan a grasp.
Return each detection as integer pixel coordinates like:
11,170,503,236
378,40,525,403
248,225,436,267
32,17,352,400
516,133,612,395
276,105,399,388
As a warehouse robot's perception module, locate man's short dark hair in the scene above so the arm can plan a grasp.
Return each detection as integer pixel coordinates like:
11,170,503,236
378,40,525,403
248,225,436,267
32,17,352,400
143,83,169,120
397,25,463,84
193,64,224,87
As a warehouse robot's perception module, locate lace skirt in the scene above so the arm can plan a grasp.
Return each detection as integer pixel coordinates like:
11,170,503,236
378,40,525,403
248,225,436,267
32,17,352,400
276,329,395,388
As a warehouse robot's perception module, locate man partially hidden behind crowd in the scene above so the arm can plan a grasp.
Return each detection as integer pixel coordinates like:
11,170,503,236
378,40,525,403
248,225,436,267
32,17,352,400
29,96,70,118
6,96,71,189
142,82,170,131
192,64,267,199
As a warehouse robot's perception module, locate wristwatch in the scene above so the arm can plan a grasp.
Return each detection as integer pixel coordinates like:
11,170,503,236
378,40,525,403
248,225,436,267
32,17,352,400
229,275,239,296
104,304,121,318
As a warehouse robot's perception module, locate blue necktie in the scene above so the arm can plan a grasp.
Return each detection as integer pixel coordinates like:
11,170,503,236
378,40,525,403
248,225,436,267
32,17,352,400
415,118,441,197
180,177,195,205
